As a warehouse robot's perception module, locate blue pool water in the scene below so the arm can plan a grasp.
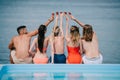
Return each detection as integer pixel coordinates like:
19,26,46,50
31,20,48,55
0,64,120,80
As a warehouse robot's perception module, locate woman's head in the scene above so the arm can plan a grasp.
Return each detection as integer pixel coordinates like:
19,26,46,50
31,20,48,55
38,25,47,53
53,26,60,37
70,26,80,44
83,24,93,42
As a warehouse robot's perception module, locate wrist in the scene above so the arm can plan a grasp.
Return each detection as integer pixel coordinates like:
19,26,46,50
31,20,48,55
48,19,52,22
73,18,76,21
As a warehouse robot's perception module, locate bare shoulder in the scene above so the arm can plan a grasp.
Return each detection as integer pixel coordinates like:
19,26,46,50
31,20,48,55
61,35,64,39
93,32,97,39
12,35,19,40
81,39,85,43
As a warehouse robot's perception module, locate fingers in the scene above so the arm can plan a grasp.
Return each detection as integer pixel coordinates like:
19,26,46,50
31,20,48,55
60,12,62,14
56,12,59,15
53,12,72,15
68,12,71,15
51,12,72,20
52,13,54,16
64,12,67,15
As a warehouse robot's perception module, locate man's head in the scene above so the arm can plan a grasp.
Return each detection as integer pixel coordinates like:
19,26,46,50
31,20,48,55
83,24,93,42
53,26,60,37
17,26,27,35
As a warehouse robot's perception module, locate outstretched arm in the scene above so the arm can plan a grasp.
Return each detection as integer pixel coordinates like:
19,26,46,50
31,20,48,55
68,12,85,28
28,13,54,37
44,13,54,27
60,12,64,36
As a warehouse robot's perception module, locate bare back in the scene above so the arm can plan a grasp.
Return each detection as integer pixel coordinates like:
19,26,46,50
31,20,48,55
13,35,31,59
54,36,64,54
82,32,99,58
33,37,49,53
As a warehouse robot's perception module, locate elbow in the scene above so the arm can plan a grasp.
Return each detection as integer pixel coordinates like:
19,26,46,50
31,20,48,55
8,45,12,50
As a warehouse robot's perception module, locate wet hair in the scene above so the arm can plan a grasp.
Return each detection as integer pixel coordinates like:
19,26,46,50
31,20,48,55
53,26,60,37
83,24,93,42
38,25,47,53
17,26,26,34
70,26,80,44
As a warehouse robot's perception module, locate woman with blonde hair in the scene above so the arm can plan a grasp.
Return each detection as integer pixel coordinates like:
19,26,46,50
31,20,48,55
69,12,103,64
65,12,82,64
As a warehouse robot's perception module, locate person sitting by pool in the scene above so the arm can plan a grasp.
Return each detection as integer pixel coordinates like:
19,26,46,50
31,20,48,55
49,12,66,64
65,12,82,64
69,12,103,64
8,13,54,64
8,25,38,64
29,13,54,64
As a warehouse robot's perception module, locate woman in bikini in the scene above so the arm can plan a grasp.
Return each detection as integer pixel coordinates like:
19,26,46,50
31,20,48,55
29,13,54,64
69,12,103,64
65,13,82,64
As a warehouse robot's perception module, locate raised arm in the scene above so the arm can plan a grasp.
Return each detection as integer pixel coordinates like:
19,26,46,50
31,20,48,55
64,12,69,40
59,12,64,36
54,12,59,28
44,13,54,27
28,13,54,37
68,12,85,28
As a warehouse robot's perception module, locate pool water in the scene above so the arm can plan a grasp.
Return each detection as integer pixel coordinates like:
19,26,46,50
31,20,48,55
0,64,120,80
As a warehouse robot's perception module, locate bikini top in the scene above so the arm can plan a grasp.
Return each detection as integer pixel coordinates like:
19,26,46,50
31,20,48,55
37,47,47,53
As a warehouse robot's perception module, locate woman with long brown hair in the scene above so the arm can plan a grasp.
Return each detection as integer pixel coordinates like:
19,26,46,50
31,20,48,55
29,13,54,64
69,12,103,64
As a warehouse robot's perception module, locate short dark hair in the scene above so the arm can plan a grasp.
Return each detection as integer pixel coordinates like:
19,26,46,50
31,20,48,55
17,26,26,34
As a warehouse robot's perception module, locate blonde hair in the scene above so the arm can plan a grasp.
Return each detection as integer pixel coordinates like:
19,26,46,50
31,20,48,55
70,26,80,44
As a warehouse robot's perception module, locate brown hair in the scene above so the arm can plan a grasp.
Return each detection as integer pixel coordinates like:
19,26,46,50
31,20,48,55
83,24,93,42
70,26,80,44
53,26,60,37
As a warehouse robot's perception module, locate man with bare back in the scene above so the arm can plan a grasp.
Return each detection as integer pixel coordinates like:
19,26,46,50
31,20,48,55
8,14,54,64
50,12,66,64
